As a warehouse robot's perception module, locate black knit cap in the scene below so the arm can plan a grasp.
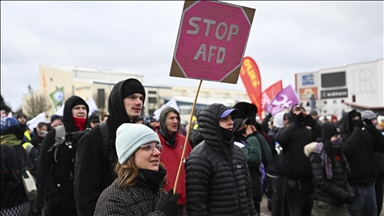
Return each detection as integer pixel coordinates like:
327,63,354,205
121,78,146,100
71,97,88,109
322,122,341,141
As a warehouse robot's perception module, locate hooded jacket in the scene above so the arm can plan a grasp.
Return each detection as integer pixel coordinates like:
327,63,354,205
276,107,315,180
185,103,257,216
74,78,145,216
37,95,89,215
157,106,191,205
340,111,384,184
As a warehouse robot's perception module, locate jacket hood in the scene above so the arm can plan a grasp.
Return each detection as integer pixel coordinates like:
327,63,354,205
62,96,89,133
340,110,361,134
106,78,145,133
159,106,180,137
274,111,286,129
198,103,234,152
304,142,318,157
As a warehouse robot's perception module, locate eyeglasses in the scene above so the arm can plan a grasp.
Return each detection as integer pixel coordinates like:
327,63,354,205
139,143,163,154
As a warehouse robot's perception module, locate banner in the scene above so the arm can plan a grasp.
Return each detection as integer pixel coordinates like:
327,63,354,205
240,56,262,119
86,97,99,116
27,112,47,130
262,80,283,110
265,85,299,116
154,99,179,121
50,87,64,111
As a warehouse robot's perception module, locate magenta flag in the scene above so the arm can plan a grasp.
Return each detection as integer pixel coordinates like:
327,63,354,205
265,85,299,115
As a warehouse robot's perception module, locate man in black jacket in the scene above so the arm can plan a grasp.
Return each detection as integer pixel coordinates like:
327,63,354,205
341,110,384,216
74,78,146,216
276,105,317,216
37,95,89,216
185,103,256,216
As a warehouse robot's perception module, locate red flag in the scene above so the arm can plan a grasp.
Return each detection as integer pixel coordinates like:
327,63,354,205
262,80,283,110
240,56,262,119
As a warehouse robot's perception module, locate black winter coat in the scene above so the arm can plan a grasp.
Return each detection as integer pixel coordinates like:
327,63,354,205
1,144,29,208
37,96,89,216
74,79,142,216
185,103,257,216
266,127,283,177
304,142,352,206
340,112,384,184
276,121,315,180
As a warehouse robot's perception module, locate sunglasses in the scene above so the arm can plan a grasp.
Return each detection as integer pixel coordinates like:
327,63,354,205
139,143,163,154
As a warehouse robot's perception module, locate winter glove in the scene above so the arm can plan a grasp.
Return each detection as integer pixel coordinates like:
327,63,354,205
363,119,377,133
304,115,316,128
159,189,180,216
344,195,356,205
354,119,364,129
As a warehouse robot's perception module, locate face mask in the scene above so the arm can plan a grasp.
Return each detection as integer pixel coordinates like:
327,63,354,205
297,113,306,123
331,137,342,146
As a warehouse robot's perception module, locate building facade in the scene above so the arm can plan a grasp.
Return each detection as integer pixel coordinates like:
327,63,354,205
22,65,250,122
295,58,384,118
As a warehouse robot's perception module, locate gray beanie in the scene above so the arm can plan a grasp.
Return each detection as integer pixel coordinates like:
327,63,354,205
361,110,376,120
116,123,160,164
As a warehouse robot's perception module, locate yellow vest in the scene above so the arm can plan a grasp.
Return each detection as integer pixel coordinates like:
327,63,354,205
24,130,31,141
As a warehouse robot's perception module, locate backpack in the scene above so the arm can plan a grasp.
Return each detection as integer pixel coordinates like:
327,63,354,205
48,123,115,174
97,122,117,177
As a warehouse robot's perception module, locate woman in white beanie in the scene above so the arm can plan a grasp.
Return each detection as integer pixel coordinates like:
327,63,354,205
94,123,179,216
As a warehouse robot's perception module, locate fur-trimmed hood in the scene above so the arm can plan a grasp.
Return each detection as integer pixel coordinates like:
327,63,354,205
304,142,319,157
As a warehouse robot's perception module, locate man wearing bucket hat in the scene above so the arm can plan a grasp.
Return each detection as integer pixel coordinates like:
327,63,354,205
186,103,256,215
94,123,179,216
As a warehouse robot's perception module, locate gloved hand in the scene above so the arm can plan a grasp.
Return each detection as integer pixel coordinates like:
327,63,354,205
344,195,356,205
158,189,179,216
354,119,364,129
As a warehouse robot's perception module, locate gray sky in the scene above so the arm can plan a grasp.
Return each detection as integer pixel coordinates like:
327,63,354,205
1,1,383,110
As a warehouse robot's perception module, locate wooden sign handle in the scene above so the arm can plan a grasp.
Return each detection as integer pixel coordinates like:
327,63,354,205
173,79,203,193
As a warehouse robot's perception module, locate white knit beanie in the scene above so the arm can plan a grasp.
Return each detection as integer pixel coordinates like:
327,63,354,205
116,123,160,164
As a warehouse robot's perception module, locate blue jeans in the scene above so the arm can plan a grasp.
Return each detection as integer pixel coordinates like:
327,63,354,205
347,184,377,216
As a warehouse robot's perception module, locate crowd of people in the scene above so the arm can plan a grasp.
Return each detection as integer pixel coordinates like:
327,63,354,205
1,77,383,216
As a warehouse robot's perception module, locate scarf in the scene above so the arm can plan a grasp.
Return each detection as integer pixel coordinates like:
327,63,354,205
314,138,350,179
73,117,87,131
1,134,21,146
220,127,233,143
159,130,176,147
139,167,167,191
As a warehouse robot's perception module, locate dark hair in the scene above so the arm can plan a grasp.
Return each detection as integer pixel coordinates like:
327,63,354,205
37,122,47,129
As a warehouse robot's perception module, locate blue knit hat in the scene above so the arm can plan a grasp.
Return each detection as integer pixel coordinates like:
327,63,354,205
116,123,160,164
1,117,19,134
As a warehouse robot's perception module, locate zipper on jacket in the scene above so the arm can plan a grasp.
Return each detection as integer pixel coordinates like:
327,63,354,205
229,153,242,214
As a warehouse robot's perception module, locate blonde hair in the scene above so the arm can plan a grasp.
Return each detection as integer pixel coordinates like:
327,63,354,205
115,153,166,190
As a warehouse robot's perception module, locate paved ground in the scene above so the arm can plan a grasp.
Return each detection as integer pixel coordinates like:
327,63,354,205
258,195,384,216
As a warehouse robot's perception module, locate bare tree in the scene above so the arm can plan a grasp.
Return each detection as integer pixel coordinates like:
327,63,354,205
24,92,52,118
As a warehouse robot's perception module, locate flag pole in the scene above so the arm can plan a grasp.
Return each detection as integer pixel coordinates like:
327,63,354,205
173,79,203,193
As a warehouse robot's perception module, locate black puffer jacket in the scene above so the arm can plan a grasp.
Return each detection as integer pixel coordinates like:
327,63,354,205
185,103,256,216
340,111,384,184
304,142,352,206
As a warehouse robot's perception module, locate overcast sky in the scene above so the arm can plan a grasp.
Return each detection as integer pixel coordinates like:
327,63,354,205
1,1,383,110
